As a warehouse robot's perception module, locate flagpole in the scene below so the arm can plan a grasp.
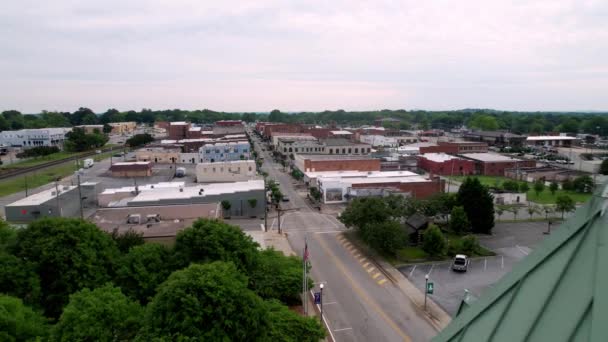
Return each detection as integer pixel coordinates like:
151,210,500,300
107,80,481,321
303,235,308,315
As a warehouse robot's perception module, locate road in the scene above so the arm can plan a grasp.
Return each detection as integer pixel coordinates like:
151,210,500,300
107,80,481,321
251,131,437,342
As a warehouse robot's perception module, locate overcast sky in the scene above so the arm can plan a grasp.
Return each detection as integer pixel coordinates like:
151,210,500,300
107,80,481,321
1,0,607,113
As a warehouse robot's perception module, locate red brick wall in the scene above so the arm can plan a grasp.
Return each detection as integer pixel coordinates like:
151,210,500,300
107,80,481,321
419,142,488,154
306,128,333,139
419,145,459,154
418,157,475,176
264,124,302,138
186,130,202,139
481,160,536,176
169,124,189,140
304,159,381,172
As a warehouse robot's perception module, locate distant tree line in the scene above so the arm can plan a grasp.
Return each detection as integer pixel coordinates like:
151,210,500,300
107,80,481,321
0,217,324,341
2,108,608,136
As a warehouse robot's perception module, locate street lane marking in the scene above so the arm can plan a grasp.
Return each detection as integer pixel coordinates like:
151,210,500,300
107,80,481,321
334,328,353,332
378,279,388,285
428,264,435,276
484,258,487,271
358,257,367,262
372,273,381,279
309,289,336,342
260,224,265,231
408,265,417,277
324,301,337,305
501,256,504,269
316,230,345,234
367,267,375,273
363,262,370,268
354,252,361,257
313,235,412,341
516,245,529,256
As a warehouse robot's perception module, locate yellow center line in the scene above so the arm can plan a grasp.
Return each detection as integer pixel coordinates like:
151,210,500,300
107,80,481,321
378,279,388,285
313,234,412,342
372,273,381,279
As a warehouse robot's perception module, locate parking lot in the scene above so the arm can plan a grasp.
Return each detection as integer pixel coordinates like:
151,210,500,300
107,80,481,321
398,221,550,316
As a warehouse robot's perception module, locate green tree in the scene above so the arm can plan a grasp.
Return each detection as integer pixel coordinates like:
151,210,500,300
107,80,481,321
495,205,505,219
501,180,519,192
0,295,48,342
360,220,407,256
469,114,499,130
12,218,120,319
460,235,480,256
549,181,559,196
0,114,9,130
533,180,545,197
572,175,594,193
248,198,258,209
250,248,310,305
0,252,41,306
519,182,530,193
449,206,470,235
555,195,576,219
0,219,16,251
562,178,573,191
126,133,154,148
339,197,394,229
2,110,25,129
139,262,270,341
506,206,518,220
457,177,495,234
51,284,142,342
527,205,540,219
422,224,447,257
600,159,608,175
221,200,232,217
266,299,325,342
174,219,260,273
110,228,144,254
64,127,108,152
115,243,174,305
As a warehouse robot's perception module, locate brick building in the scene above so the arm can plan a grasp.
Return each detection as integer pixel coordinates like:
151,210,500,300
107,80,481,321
294,154,381,173
168,122,190,140
460,153,536,176
419,141,488,154
418,153,476,176
109,162,153,177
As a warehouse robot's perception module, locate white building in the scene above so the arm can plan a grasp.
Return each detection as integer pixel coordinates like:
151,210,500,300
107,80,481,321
359,135,400,147
0,127,72,148
526,136,579,147
196,160,257,183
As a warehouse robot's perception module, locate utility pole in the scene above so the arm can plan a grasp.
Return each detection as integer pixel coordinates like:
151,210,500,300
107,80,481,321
77,173,84,219
24,175,28,197
54,180,60,217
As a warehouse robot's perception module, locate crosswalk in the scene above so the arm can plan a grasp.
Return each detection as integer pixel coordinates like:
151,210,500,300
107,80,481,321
337,234,389,286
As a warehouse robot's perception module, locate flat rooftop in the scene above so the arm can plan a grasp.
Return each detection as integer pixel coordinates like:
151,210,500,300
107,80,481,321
460,152,522,162
112,162,152,166
331,130,353,135
7,185,77,207
170,121,188,125
297,154,376,161
127,180,264,204
323,138,367,146
100,182,185,195
319,173,430,185
421,153,462,163
307,170,419,180
526,136,578,141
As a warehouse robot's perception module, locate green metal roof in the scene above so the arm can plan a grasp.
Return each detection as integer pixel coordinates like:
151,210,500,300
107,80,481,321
434,183,608,342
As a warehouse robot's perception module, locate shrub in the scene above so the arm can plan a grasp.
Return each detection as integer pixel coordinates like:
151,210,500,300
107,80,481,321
421,224,447,257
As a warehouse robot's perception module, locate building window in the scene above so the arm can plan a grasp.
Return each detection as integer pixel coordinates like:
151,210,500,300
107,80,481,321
342,148,346,154
284,148,287,152
329,149,333,154
355,148,358,153
367,148,371,153
212,168,216,172
348,148,352,153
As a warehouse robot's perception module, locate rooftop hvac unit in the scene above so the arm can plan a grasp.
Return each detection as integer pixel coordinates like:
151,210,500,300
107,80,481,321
127,214,141,224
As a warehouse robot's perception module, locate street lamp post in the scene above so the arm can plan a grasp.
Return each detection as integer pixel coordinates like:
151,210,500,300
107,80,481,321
319,283,324,322
424,274,429,310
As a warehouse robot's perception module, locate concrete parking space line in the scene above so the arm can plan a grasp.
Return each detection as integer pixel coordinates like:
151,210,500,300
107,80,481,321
484,258,487,271
324,301,338,305
408,265,417,277
372,272,381,279
377,278,388,285
516,244,529,256
334,327,353,332
427,264,435,276
501,256,504,269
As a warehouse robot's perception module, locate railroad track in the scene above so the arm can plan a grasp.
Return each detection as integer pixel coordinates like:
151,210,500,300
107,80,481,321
0,146,123,181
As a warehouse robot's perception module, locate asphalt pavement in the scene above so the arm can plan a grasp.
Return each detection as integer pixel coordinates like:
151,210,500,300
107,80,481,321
251,132,438,342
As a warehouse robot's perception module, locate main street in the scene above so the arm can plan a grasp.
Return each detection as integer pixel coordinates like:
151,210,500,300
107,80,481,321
251,132,437,342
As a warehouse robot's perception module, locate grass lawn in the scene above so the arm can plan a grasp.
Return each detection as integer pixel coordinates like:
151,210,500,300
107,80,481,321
0,151,84,169
0,163,80,197
448,175,592,204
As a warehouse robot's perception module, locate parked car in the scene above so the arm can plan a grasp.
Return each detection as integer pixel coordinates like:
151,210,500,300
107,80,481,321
83,158,94,169
281,196,290,202
452,254,469,272
175,167,186,178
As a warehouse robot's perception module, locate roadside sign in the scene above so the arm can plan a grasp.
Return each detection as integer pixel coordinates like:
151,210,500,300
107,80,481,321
426,282,434,294
314,292,321,304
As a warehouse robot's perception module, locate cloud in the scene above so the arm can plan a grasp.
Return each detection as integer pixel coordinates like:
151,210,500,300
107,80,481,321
0,0,607,112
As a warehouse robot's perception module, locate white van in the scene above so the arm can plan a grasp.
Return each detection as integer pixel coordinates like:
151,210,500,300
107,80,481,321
83,158,94,169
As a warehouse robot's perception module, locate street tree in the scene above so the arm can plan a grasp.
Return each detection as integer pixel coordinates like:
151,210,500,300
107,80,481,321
64,127,108,152
51,284,142,342
110,228,144,254
533,180,545,197
572,175,594,193
0,295,48,342
126,133,154,148
139,262,270,341
12,218,120,319
115,243,174,305
266,299,326,342
0,252,41,306
519,182,530,193
249,248,310,305
502,180,520,192
495,205,505,220
549,181,559,196
556,195,576,219
527,205,540,219
449,206,470,235
174,219,260,273
422,224,447,257
457,177,495,234
506,206,518,220
0,219,16,251
339,197,394,229
360,220,407,256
